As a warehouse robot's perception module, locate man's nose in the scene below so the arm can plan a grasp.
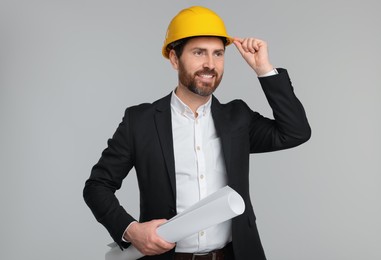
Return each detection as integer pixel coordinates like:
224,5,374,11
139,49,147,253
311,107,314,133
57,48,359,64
203,54,215,70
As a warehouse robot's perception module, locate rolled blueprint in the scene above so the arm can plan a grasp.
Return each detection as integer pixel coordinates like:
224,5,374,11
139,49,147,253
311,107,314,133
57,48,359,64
105,186,245,260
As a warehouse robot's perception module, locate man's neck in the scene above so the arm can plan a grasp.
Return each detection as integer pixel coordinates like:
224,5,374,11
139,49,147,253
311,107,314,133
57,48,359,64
175,85,211,115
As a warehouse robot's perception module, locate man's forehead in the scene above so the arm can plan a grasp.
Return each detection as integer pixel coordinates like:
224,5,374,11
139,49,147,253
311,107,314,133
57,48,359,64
184,36,225,49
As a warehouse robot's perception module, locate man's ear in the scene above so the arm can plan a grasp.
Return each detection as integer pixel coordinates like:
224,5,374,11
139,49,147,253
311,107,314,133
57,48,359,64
169,49,179,70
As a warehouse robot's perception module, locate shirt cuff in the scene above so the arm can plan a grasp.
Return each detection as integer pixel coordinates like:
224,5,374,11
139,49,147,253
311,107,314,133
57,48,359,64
258,68,278,77
121,221,137,243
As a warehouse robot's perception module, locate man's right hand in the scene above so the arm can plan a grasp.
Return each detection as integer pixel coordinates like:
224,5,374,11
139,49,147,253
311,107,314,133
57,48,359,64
124,219,176,256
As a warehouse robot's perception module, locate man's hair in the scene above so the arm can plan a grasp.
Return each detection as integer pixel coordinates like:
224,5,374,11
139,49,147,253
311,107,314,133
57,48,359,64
168,36,227,58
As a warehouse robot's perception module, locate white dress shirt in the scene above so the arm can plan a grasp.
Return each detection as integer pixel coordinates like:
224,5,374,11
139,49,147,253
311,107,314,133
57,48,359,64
171,91,231,253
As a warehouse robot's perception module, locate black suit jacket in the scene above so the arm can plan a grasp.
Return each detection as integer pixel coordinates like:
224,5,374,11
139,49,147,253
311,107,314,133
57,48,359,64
84,69,311,260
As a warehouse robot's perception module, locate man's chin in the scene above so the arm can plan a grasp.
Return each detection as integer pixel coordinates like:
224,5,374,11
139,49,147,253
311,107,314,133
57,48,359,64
191,86,217,97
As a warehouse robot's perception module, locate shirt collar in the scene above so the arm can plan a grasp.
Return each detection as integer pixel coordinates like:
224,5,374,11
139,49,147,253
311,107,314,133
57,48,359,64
170,89,212,118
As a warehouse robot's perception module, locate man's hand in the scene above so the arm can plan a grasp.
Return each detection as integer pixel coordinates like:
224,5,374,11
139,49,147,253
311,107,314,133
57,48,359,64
233,37,274,76
124,219,176,256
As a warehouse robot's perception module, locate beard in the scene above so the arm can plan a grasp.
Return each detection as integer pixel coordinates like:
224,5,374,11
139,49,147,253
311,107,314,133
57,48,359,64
178,62,223,97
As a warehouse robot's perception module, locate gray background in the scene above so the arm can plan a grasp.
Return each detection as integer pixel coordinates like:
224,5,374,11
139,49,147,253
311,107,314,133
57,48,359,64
1,0,380,259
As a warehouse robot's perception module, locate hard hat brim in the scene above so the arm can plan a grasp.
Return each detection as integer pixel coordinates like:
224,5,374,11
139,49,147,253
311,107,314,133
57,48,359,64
162,35,233,59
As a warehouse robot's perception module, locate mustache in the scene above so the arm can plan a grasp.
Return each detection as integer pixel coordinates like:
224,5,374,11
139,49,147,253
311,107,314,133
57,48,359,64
195,68,217,77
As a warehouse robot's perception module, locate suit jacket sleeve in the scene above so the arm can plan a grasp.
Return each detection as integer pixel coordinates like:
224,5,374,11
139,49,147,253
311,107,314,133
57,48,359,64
248,68,311,152
83,107,136,248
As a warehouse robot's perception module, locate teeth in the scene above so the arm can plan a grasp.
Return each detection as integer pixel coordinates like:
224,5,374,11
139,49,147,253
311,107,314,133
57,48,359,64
200,74,213,78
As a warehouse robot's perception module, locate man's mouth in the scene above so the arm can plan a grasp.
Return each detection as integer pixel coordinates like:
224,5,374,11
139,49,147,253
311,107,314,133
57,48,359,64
196,71,216,82
198,74,214,78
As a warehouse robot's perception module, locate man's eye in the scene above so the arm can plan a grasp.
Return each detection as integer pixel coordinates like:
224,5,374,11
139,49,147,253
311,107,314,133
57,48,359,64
215,52,224,57
194,51,203,56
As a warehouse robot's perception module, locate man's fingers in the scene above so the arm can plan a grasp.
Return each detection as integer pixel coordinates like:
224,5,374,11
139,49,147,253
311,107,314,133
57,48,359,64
144,235,174,255
233,37,243,42
126,219,175,256
154,218,168,226
156,237,176,251
234,37,260,54
153,219,176,250
148,219,175,254
233,38,247,56
243,38,256,54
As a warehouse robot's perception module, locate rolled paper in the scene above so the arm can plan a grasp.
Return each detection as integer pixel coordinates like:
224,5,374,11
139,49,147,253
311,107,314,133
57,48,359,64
105,186,245,260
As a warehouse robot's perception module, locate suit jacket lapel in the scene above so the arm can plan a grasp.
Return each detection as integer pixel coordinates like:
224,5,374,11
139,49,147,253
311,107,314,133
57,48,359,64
154,94,177,200
211,96,232,178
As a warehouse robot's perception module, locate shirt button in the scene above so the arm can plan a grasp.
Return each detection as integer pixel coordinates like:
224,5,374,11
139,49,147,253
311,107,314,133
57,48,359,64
196,146,200,151
200,175,204,179
200,231,204,236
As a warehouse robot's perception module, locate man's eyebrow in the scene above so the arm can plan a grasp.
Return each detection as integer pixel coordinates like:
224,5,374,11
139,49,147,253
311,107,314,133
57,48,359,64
190,47,225,52
191,47,207,51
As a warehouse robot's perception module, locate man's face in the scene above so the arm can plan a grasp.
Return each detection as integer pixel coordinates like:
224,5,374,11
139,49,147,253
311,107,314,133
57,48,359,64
176,37,225,97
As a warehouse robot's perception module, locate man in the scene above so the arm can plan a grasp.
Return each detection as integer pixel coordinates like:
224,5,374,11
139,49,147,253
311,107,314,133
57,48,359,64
84,6,311,260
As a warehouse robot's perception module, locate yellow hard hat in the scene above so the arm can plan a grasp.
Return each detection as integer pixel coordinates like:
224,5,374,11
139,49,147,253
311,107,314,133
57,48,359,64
162,6,233,59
